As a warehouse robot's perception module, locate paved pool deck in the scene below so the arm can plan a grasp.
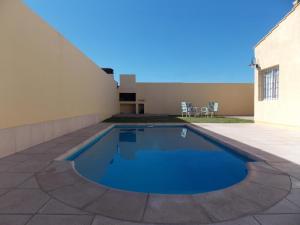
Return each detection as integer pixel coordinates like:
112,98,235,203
197,123,300,165
0,122,299,225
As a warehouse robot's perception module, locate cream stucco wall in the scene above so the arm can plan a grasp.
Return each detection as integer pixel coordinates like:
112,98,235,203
136,83,254,115
0,0,119,157
0,0,119,129
119,74,137,93
254,4,300,127
119,75,254,116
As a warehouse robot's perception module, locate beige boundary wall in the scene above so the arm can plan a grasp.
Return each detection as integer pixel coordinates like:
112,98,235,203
0,0,119,157
254,3,300,127
137,83,254,115
119,75,254,116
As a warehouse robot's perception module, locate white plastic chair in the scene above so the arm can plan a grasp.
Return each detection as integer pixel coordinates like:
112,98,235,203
200,107,209,117
208,102,219,117
181,102,191,117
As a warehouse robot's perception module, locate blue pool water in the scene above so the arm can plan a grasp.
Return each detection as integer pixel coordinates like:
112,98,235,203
67,126,253,194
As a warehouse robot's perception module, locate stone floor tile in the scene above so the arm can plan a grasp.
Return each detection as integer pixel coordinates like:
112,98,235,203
0,189,9,196
248,162,284,175
85,189,147,221
7,160,49,173
144,194,211,224
67,129,100,138
0,172,33,188
198,124,300,165
0,189,49,213
36,169,81,191
231,182,288,208
211,216,260,225
26,215,93,225
249,170,291,191
0,160,19,172
38,199,88,215
49,181,107,208
41,161,73,174
25,153,60,162
91,215,151,225
52,137,87,148
52,135,80,144
1,154,32,163
263,198,300,214
0,123,297,225
192,190,261,222
270,162,300,180
42,144,77,154
286,189,300,207
23,141,58,154
251,152,286,163
18,177,40,189
255,214,300,225
291,177,300,189
0,215,31,225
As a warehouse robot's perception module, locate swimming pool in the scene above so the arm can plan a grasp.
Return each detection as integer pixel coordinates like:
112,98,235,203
66,125,253,194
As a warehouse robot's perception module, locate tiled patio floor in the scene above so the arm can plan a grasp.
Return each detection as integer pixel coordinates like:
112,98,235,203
198,123,300,165
0,123,299,225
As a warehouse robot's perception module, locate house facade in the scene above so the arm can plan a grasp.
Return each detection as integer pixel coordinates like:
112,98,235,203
254,2,300,127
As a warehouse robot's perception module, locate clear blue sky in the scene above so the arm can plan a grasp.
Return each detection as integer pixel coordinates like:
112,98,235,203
24,0,293,83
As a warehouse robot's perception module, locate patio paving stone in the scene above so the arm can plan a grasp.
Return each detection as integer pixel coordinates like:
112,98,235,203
192,190,262,222
0,215,31,225
23,141,59,154
262,198,300,214
291,177,300,189
0,160,19,172
91,215,261,225
7,160,49,173
51,135,81,144
36,169,81,191
0,189,9,196
39,143,79,155
248,162,284,175
286,188,300,207
198,124,300,164
71,130,101,137
41,161,73,174
91,215,152,225
17,177,40,189
249,152,286,163
0,172,33,188
26,215,94,225
230,181,288,208
248,169,291,191
85,189,147,221
52,138,89,150
49,181,107,208
255,214,300,225
0,123,297,225
211,216,260,225
38,199,88,215
269,162,300,180
143,194,212,224
1,153,33,163
17,153,60,162
0,189,49,213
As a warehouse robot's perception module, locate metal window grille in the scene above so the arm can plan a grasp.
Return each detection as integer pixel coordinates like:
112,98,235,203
260,66,279,101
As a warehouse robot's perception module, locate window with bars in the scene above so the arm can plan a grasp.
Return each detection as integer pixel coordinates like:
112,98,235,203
259,66,279,101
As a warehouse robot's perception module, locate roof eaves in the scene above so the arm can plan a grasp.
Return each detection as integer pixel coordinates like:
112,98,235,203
255,3,300,48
